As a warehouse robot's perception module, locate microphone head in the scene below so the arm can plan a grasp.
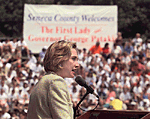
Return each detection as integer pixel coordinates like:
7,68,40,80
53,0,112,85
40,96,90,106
75,75,86,86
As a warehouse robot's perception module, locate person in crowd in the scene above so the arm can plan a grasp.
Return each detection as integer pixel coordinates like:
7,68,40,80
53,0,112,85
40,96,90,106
70,85,80,103
124,42,134,56
119,88,131,105
83,48,88,58
2,38,11,53
78,49,84,61
89,41,102,55
109,96,123,110
1,48,12,65
101,42,111,60
9,48,22,67
17,38,29,62
115,32,123,48
29,61,43,77
85,69,96,86
132,33,143,47
98,84,107,107
0,105,11,119
27,40,79,119
105,86,116,104
38,46,47,63
0,76,9,95
111,43,122,58
22,52,36,68
10,38,18,53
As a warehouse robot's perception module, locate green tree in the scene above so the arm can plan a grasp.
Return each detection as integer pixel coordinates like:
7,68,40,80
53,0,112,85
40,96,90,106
0,0,150,38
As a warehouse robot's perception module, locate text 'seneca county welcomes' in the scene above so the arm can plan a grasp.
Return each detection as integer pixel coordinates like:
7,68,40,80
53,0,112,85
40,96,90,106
27,13,115,23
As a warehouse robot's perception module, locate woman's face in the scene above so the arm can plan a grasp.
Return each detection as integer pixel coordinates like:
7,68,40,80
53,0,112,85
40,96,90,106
58,49,79,78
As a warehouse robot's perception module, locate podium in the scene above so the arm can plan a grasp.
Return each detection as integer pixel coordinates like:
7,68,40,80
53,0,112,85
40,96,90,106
77,109,150,119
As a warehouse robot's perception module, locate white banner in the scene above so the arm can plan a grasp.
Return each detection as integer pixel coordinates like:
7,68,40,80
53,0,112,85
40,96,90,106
24,4,118,53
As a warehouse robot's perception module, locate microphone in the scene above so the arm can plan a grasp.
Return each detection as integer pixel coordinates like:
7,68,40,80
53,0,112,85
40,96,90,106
75,75,99,98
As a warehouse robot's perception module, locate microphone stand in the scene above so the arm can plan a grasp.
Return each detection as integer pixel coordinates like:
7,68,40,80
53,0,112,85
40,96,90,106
74,91,89,119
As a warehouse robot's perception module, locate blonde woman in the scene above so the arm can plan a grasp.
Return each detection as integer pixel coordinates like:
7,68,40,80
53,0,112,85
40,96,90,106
27,40,79,119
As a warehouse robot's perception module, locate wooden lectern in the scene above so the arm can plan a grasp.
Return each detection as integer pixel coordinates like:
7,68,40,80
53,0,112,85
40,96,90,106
77,109,150,119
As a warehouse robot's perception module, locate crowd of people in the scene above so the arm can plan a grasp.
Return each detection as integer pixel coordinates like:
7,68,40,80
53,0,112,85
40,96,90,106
0,32,150,118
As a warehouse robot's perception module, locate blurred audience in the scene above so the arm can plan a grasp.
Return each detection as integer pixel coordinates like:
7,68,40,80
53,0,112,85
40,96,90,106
0,33,150,118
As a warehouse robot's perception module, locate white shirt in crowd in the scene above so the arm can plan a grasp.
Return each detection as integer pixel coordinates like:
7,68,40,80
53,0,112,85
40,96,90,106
10,40,18,52
132,37,143,46
119,91,131,101
112,46,122,56
17,40,27,48
133,86,142,95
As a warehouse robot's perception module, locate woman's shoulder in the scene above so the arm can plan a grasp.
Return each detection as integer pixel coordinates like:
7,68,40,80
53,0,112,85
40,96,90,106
44,73,63,79
41,73,64,83
34,74,65,89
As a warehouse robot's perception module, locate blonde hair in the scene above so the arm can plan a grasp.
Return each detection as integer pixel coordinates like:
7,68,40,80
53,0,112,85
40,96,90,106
43,40,76,73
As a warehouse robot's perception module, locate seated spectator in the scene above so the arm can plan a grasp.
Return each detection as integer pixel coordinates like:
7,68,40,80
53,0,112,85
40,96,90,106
29,62,43,77
78,87,86,100
105,86,116,104
2,38,11,53
111,43,122,58
124,42,134,56
101,42,111,60
38,46,47,63
89,55,96,67
92,62,99,74
83,48,87,58
1,48,12,65
0,76,9,95
142,39,150,51
8,89,18,104
9,48,22,67
143,88,149,99
70,85,80,103
88,85,98,105
85,51,92,65
132,33,143,47
103,59,111,76
85,69,96,86
121,52,131,66
98,85,107,106
132,81,143,101
113,79,122,95
77,65,86,80
96,70,109,89
6,67,18,84
115,32,123,47
122,74,131,90
78,49,84,61
89,41,102,55
17,38,29,62
9,79,19,96
0,88,8,105
119,88,131,104
109,96,123,110
131,51,139,61
24,51,37,67
10,38,18,53
0,105,11,119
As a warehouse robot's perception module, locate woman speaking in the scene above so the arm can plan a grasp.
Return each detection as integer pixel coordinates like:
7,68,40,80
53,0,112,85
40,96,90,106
27,40,79,119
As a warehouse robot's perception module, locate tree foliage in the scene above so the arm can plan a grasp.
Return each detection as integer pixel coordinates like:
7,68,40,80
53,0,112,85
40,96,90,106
0,0,150,38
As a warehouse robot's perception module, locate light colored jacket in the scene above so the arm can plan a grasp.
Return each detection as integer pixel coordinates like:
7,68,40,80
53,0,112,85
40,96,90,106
27,73,73,119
